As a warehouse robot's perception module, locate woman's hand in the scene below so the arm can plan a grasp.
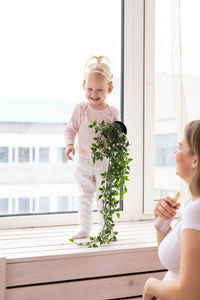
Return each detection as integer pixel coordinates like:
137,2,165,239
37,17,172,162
65,144,75,160
154,196,180,221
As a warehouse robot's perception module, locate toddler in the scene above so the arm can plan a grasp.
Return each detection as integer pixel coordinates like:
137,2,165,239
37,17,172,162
64,56,119,239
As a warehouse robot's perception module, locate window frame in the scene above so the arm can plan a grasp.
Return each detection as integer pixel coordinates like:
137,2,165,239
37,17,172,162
0,0,148,229
143,0,156,215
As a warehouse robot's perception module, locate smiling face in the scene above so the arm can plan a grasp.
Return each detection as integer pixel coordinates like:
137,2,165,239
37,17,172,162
174,137,197,184
83,72,113,110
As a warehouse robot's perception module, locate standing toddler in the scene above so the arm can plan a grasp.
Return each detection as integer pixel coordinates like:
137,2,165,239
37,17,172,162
64,56,119,239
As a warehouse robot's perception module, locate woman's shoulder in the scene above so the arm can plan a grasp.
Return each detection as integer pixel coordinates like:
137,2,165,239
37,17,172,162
181,198,200,231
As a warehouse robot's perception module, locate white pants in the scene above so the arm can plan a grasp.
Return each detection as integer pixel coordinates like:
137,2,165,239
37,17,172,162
74,154,108,234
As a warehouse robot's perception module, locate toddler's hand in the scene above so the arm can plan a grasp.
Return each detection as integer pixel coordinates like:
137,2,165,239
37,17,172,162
65,144,75,160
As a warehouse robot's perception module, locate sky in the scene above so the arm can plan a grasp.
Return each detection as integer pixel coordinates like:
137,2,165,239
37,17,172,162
0,0,200,121
0,0,121,102
155,0,200,75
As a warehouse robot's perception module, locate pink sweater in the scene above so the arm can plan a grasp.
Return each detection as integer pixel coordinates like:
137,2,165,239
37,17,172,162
64,102,120,155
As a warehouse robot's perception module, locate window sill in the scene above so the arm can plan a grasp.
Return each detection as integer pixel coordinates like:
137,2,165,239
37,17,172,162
0,221,165,300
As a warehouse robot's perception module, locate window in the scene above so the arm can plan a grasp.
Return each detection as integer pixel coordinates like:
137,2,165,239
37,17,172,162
0,198,9,215
18,197,30,214
0,147,8,163
39,147,49,163
155,134,177,167
0,0,124,227
18,147,30,163
57,196,69,212
12,148,15,162
32,148,36,162
57,147,67,163
144,0,200,213
39,197,50,213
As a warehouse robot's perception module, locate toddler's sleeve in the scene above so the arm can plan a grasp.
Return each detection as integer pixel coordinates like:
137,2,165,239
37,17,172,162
181,201,200,232
64,103,82,146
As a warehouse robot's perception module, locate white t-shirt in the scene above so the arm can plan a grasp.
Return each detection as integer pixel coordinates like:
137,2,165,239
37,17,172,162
158,198,200,282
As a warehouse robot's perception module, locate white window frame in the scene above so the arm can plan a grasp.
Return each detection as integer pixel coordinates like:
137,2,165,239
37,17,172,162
143,0,156,216
0,0,148,229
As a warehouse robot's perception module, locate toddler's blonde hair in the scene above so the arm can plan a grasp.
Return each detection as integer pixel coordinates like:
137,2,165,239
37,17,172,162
84,55,113,83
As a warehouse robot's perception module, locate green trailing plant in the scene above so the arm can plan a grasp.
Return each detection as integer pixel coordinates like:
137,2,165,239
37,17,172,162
69,120,133,247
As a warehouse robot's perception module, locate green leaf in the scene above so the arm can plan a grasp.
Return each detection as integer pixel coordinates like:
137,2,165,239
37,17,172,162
68,239,74,243
116,213,120,219
93,120,97,126
93,244,98,247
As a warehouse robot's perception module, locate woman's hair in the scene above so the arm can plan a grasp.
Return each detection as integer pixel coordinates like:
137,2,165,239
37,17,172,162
185,120,200,197
84,55,113,83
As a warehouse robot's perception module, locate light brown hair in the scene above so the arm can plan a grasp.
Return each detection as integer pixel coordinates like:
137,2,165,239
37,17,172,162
185,120,200,197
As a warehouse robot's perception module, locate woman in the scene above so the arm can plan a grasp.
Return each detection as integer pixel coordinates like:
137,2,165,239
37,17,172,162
143,120,200,300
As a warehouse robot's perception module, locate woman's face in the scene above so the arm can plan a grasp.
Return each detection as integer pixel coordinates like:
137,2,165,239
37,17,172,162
174,137,197,184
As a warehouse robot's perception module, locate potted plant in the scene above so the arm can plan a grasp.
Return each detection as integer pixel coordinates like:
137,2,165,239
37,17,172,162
69,120,132,247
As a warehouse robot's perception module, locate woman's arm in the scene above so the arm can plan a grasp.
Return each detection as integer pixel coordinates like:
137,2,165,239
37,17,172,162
143,229,200,300
156,225,172,246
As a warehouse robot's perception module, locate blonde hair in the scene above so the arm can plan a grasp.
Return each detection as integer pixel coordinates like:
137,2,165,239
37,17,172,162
184,120,200,197
84,55,113,83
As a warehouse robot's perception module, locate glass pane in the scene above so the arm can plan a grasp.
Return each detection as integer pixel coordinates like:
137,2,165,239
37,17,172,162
0,0,122,216
154,0,179,201
154,0,200,202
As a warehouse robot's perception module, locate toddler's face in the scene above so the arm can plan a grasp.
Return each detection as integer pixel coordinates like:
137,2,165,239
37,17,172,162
84,72,111,110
